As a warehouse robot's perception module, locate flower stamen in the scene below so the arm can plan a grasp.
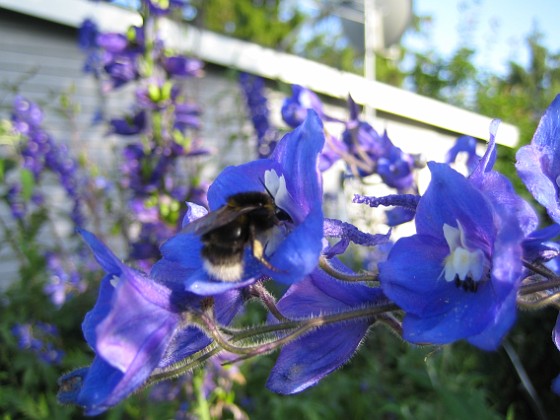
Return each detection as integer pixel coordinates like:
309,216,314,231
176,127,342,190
442,222,489,293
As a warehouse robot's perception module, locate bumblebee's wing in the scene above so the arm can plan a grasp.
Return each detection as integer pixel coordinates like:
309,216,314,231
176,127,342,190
181,204,261,236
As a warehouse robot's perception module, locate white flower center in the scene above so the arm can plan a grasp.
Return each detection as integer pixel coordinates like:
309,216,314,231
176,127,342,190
110,274,121,288
264,169,290,212
442,222,487,291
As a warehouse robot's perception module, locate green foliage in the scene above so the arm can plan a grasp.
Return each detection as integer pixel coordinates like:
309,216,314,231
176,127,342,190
197,0,305,49
237,326,504,419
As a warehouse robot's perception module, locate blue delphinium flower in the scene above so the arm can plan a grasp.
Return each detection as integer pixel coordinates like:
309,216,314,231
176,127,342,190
375,133,415,191
12,322,64,365
522,224,560,263
58,229,243,415
342,97,415,191
238,72,279,158
281,84,326,128
266,260,387,394
379,124,537,350
162,55,204,78
516,94,560,224
152,111,325,295
281,84,345,171
43,252,85,307
446,135,480,174
11,96,86,225
109,111,146,135
11,95,43,135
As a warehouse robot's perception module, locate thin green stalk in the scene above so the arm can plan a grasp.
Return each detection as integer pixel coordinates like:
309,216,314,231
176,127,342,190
193,370,211,420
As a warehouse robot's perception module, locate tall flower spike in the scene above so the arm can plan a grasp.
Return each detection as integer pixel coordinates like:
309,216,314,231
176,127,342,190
152,110,325,296
379,126,537,350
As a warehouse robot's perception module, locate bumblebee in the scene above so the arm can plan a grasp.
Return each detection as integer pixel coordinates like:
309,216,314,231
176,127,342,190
182,191,292,281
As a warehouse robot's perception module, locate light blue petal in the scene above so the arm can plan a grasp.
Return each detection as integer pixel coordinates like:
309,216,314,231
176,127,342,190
516,94,560,223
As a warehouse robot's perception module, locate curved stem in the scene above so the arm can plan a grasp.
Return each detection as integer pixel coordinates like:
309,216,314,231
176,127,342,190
147,343,221,385
201,297,398,357
248,282,290,322
502,340,547,420
517,290,560,310
519,277,560,296
147,298,400,385
319,256,379,283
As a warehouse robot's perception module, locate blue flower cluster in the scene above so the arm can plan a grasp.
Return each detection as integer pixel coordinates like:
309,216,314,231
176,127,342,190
12,322,64,365
10,96,86,226
53,4,560,415
58,82,560,413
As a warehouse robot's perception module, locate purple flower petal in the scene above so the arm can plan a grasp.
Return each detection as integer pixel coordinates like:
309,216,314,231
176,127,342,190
266,264,383,394
516,95,560,224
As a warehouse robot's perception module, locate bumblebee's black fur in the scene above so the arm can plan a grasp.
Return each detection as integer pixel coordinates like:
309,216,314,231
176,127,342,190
183,191,291,280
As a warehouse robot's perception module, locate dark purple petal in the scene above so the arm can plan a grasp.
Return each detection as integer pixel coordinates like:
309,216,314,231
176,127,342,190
163,55,203,77
158,289,243,367
266,322,369,394
78,18,99,50
445,135,480,173
266,265,383,393
281,85,325,128
97,33,128,53
523,224,560,262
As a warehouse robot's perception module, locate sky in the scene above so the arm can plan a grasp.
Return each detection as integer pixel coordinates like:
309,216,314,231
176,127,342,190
402,0,560,75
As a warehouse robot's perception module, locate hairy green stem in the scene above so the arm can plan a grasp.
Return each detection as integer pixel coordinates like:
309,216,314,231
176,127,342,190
248,282,290,322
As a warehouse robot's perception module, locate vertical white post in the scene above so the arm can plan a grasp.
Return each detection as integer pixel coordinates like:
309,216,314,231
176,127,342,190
363,0,383,120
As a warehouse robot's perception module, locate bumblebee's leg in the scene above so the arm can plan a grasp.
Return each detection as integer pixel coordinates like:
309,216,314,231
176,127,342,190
248,224,278,271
